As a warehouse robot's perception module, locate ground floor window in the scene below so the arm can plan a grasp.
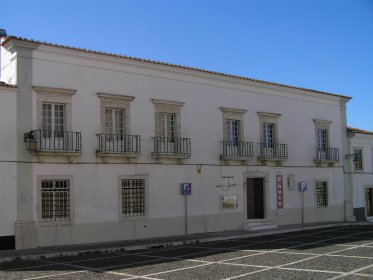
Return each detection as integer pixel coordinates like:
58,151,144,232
40,178,71,222
121,177,146,217
315,181,328,208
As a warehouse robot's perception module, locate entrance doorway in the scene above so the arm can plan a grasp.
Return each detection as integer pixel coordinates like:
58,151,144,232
246,178,264,219
366,188,373,217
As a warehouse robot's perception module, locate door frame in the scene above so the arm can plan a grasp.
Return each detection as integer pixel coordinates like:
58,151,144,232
244,171,269,220
365,186,373,217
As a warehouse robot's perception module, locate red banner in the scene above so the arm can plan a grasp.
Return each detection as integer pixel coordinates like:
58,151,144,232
276,175,284,209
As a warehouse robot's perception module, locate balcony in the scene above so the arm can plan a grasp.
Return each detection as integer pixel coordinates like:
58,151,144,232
220,141,254,160
24,130,81,155
152,136,191,159
96,133,141,157
258,143,288,161
315,147,339,164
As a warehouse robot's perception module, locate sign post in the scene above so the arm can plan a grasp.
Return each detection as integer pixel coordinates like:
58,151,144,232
181,183,192,235
298,181,307,224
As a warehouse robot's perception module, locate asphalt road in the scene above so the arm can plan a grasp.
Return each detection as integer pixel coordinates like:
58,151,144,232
0,225,372,279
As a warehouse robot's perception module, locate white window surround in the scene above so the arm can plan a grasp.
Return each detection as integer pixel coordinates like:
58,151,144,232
257,112,281,144
313,119,332,148
97,93,135,134
220,107,247,142
118,174,148,220
34,86,76,131
152,99,184,137
37,175,74,225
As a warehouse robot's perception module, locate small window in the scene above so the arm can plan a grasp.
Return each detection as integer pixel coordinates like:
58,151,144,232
121,178,145,217
159,113,176,141
263,123,275,146
226,119,240,145
41,179,71,222
317,129,328,150
353,149,363,170
315,181,328,208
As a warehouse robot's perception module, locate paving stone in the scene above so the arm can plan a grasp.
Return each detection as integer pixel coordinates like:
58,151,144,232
154,263,261,280
182,249,259,262
358,266,373,275
225,252,312,267
339,274,373,279
280,243,348,254
278,235,337,243
192,240,257,249
71,254,158,269
236,242,301,251
39,270,131,279
112,259,201,276
0,264,79,280
317,237,373,246
284,255,373,272
331,246,373,257
233,268,340,279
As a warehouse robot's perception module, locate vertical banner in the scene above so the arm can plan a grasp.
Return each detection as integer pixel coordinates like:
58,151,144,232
276,175,284,209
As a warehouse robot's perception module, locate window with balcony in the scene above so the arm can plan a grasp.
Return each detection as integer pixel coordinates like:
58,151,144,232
313,119,339,163
220,107,252,160
152,99,190,158
257,112,287,160
97,93,140,156
25,87,81,154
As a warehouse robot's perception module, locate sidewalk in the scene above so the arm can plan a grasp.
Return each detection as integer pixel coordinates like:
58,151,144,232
0,221,367,263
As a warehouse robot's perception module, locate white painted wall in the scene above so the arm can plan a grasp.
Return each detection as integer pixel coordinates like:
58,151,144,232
0,87,17,236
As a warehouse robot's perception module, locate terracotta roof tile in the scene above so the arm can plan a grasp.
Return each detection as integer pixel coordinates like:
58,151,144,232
2,36,351,100
347,127,373,136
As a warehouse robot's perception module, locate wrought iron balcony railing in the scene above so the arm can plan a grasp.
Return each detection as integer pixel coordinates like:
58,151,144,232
97,133,141,155
220,141,254,160
258,143,288,159
315,147,339,162
24,130,81,153
152,136,191,158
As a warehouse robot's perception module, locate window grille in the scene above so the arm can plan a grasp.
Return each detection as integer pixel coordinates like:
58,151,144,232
41,179,70,222
121,179,145,217
316,181,328,208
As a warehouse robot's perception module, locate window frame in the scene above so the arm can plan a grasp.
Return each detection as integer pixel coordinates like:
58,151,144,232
98,93,134,135
118,175,148,220
257,112,281,145
34,86,76,132
353,148,363,171
220,107,247,144
313,119,332,150
37,175,74,225
152,99,184,138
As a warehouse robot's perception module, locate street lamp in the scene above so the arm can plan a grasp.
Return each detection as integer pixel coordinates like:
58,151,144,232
24,131,37,152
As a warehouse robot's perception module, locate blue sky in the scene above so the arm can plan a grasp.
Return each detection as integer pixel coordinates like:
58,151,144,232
2,0,373,130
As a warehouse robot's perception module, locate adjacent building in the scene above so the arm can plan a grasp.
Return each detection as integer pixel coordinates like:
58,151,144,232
0,35,357,250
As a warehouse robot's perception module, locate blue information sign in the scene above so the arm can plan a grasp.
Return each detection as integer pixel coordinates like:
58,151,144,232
298,181,307,192
181,183,192,195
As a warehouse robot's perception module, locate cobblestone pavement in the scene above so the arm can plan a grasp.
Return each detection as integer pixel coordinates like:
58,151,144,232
0,225,372,279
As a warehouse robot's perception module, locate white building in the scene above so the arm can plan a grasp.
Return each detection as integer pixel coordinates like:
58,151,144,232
0,35,355,250
347,127,373,221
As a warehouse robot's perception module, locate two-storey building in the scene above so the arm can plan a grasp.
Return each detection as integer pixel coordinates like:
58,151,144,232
0,35,354,249
347,127,373,221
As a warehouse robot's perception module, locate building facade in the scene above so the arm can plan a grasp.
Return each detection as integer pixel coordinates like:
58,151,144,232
0,35,354,250
347,128,373,221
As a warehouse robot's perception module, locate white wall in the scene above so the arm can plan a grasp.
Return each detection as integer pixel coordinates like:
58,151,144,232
0,87,17,236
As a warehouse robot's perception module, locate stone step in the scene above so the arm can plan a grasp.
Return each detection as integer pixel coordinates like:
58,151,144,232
243,219,277,231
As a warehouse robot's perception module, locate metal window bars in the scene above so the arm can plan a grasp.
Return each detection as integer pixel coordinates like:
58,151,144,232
97,133,141,154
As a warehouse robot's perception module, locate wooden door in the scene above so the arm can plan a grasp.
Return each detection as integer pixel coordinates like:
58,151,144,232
246,178,264,219
366,188,373,217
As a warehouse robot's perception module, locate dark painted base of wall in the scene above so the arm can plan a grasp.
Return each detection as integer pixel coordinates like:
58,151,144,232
0,235,15,250
353,207,367,221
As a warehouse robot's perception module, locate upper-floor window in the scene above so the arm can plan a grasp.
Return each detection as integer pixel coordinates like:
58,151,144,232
105,108,125,135
353,148,363,170
226,119,240,145
263,123,275,146
317,129,328,150
42,103,65,137
159,112,176,141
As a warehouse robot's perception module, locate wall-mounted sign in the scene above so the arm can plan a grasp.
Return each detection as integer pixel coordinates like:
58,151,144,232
181,183,192,195
276,175,284,209
221,195,238,209
298,181,307,192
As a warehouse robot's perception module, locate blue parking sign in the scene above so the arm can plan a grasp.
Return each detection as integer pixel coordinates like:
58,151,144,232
298,181,307,192
181,183,192,195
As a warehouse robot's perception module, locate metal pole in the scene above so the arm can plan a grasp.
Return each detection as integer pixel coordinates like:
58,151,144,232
301,191,304,224
185,194,188,236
